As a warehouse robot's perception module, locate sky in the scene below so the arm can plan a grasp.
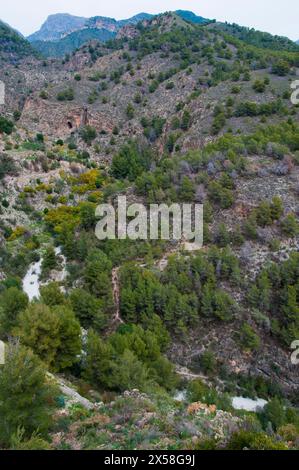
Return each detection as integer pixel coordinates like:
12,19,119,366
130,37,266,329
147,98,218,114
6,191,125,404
1,0,298,40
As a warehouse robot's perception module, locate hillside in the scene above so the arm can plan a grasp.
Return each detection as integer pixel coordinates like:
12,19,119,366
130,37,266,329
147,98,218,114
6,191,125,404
27,11,211,58
0,12,299,451
31,28,116,58
27,13,87,42
0,20,37,62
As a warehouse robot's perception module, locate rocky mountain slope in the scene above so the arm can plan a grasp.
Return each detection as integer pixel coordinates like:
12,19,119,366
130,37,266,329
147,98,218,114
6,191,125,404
28,13,87,42
0,12,298,451
27,11,211,58
0,20,37,63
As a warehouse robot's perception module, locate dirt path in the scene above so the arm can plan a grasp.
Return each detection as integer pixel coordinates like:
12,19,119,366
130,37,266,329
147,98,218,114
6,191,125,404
112,267,123,325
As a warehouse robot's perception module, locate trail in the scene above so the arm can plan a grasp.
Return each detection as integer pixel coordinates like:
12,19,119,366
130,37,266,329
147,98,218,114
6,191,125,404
112,267,124,325
47,373,96,410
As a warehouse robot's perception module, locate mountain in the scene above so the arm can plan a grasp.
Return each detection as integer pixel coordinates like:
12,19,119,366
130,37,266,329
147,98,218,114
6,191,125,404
28,13,87,42
0,13,299,451
216,22,299,52
175,10,210,24
86,12,153,31
28,12,155,57
0,19,37,62
28,12,153,44
27,11,212,58
31,28,115,58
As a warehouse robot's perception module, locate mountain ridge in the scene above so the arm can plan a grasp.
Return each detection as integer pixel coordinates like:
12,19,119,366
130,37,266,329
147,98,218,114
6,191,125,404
0,10,299,451
27,10,209,43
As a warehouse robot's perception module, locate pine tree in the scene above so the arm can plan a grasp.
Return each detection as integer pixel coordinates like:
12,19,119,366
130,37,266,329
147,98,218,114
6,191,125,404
83,330,114,389
111,349,149,392
0,342,58,447
52,305,82,371
0,287,28,336
15,303,81,370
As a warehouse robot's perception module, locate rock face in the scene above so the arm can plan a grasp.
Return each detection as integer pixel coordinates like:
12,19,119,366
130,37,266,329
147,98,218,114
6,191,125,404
27,14,87,42
116,24,139,40
28,13,154,44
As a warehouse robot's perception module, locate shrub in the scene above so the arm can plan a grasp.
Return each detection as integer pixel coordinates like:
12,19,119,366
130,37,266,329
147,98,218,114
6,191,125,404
0,116,14,135
0,154,17,180
111,142,153,181
281,214,299,237
126,103,135,120
272,60,291,76
238,323,260,351
226,430,287,450
56,87,74,101
253,79,266,93
80,125,97,145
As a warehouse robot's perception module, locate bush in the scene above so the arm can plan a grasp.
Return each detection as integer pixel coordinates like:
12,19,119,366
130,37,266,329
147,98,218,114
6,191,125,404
281,214,299,237
253,79,266,93
111,141,153,181
80,125,97,145
0,154,17,180
126,103,135,120
0,116,14,135
226,430,287,450
200,350,217,375
272,60,291,76
238,323,260,351
208,181,234,209
57,87,74,101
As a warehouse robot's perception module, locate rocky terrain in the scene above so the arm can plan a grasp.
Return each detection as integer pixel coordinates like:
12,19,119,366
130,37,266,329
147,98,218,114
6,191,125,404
0,11,299,451
27,11,209,58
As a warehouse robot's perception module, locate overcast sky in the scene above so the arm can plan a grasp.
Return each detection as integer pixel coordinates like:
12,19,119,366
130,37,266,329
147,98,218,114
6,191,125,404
1,0,298,40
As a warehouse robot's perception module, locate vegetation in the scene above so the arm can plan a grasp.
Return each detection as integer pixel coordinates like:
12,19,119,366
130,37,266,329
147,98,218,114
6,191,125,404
0,11,298,451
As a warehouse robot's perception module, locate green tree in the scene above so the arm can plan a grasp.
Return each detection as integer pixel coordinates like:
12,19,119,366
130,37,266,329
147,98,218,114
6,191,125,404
15,304,61,367
52,305,82,370
238,323,260,351
0,287,28,336
40,282,65,307
111,349,149,392
126,103,135,120
181,110,191,131
83,329,114,389
15,303,81,370
79,202,96,229
42,247,57,273
111,142,152,181
272,60,290,76
70,288,106,329
0,342,58,447
215,223,230,247
178,176,195,201
0,116,14,135
256,201,273,227
281,214,299,237
200,350,217,375
261,398,286,431
80,125,97,145
253,79,266,93
270,196,284,220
